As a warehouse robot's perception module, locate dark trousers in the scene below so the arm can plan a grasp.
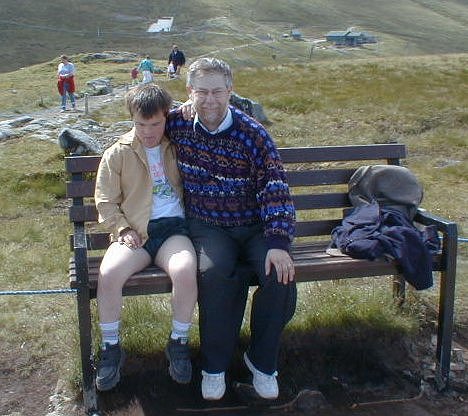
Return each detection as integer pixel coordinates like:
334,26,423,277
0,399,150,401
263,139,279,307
188,219,297,375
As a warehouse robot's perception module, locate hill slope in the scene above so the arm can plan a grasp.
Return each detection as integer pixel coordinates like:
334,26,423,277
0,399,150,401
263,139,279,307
1,0,468,72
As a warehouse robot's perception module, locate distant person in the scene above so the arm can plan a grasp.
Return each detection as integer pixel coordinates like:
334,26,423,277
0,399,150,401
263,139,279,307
94,84,198,391
57,55,76,111
137,55,155,84
130,67,139,85
167,45,186,77
167,61,176,79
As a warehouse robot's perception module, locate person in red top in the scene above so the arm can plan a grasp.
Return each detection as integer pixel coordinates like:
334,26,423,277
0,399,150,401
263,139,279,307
130,67,139,85
57,55,76,111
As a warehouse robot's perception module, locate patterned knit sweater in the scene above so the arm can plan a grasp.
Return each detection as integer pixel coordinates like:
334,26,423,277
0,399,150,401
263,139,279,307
167,106,295,251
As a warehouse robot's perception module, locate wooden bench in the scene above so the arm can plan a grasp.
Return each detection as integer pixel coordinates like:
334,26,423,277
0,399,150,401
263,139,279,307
65,143,458,415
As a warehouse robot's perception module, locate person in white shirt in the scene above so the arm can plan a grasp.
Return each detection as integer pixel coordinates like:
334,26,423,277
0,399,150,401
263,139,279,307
57,55,76,111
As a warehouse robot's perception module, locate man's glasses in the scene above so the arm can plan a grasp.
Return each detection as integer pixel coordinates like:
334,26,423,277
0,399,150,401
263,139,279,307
192,89,230,99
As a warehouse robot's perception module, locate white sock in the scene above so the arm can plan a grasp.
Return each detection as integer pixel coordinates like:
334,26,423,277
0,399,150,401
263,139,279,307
171,319,191,341
100,321,120,346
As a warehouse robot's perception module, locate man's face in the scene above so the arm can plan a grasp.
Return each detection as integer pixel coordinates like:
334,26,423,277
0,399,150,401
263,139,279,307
188,73,231,131
133,111,166,148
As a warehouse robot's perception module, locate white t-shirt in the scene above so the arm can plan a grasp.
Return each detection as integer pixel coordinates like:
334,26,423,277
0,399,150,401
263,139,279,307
145,145,184,219
57,62,75,77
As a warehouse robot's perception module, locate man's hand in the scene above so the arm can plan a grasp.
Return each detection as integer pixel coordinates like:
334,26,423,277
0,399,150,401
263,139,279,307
118,228,142,249
179,99,195,120
265,248,295,285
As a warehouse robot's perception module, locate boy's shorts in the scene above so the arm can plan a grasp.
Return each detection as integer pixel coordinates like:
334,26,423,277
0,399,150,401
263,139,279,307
143,217,190,261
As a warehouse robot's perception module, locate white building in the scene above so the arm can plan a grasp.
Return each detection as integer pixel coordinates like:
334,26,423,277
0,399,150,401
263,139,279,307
147,17,174,33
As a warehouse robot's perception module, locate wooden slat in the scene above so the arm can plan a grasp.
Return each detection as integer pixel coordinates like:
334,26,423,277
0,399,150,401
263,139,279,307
69,205,99,222
292,193,350,210
66,180,96,198
69,233,110,251
65,155,101,173
69,243,443,295
295,219,342,237
279,144,406,163
285,169,355,187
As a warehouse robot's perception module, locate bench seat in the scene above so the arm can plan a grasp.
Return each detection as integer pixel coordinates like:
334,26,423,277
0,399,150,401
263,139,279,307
66,144,457,415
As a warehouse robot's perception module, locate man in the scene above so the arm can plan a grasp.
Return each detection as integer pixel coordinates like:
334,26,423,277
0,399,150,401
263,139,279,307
94,85,198,391
167,45,186,77
57,55,76,111
166,58,296,401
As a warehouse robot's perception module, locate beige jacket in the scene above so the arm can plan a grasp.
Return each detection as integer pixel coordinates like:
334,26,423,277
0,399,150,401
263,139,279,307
94,128,182,243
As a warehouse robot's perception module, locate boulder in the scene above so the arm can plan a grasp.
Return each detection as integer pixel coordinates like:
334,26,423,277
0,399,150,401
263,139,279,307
230,92,269,123
0,115,34,128
86,78,113,95
58,128,102,155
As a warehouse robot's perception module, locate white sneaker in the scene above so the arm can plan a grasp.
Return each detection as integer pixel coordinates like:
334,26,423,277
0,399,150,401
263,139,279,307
201,370,226,400
243,352,279,399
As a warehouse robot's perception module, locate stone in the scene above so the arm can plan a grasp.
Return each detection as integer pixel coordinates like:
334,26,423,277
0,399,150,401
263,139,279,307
230,92,269,123
58,128,102,155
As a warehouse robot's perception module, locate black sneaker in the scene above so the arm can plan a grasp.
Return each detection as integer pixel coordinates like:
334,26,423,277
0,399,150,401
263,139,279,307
96,343,125,391
165,337,192,384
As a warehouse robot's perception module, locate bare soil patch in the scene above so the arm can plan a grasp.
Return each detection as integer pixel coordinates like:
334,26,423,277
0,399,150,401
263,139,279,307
2,326,467,416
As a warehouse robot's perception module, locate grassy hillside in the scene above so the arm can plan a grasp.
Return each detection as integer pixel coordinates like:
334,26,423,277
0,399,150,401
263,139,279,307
0,50,467,413
1,0,468,73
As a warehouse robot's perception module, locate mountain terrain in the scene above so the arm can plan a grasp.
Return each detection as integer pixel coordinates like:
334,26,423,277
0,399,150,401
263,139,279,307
1,0,468,73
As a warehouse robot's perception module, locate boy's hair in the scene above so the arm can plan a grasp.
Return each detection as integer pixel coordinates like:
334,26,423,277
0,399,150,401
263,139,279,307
186,57,233,89
125,84,173,118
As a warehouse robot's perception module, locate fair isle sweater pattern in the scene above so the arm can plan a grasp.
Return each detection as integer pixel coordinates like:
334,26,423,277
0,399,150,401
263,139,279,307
167,106,296,251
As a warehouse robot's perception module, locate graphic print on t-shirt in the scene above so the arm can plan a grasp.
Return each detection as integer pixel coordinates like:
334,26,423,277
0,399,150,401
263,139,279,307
149,160,173,198
145,145,184,219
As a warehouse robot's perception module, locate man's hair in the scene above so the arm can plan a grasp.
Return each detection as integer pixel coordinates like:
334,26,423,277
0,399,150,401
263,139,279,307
186,58,233,89
60,55,68,61
125,84,173,118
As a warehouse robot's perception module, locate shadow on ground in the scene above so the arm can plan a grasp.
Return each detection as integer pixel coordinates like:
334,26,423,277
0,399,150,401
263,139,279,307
91,325,468,416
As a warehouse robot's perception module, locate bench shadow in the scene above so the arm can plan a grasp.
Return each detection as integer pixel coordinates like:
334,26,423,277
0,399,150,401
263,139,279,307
95,324,425,415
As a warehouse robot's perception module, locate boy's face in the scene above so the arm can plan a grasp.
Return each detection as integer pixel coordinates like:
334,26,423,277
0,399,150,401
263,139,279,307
133,111,166,148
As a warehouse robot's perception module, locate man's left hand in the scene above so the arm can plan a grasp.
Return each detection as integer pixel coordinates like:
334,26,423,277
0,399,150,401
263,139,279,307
265,249,295,284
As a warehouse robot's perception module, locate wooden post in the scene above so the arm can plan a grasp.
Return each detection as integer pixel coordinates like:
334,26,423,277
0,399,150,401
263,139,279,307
84,93,89,115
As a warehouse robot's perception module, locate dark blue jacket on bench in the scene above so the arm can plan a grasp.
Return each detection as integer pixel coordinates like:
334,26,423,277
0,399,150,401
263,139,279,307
330,200,439,290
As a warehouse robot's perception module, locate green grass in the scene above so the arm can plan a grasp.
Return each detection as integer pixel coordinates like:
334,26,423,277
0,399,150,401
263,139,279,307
0,52,467,402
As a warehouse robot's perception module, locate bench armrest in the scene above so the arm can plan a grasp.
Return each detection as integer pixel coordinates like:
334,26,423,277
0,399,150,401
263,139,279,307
414,208,458,236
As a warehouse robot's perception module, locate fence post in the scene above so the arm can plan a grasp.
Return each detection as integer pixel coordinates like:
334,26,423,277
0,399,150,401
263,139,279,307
84,93,89,115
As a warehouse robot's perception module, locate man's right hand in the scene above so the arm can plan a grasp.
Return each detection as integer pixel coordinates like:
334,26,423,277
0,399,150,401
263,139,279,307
179,100,195,120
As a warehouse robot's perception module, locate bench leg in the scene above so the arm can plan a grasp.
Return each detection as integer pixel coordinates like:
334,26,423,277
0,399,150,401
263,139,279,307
435,244,457,390
76,286,99,414
392,274,406,306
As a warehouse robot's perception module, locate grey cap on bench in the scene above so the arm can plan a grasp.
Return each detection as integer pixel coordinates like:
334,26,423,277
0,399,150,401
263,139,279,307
348,165,423,219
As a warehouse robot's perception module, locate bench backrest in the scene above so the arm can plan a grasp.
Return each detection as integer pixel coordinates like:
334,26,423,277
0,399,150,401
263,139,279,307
65,143,406,250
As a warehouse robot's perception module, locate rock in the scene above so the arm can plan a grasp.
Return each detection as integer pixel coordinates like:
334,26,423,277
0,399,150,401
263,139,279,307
0,115,34,128
86,78,113,95
80,51,139,64
230,92,269,123
0,127,16,141
58,128,102,155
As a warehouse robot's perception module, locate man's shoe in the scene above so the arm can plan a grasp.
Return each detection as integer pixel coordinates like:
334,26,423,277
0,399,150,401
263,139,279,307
201,370,226,400
244,352,279,399
96,343,125,391
165,337,192,384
